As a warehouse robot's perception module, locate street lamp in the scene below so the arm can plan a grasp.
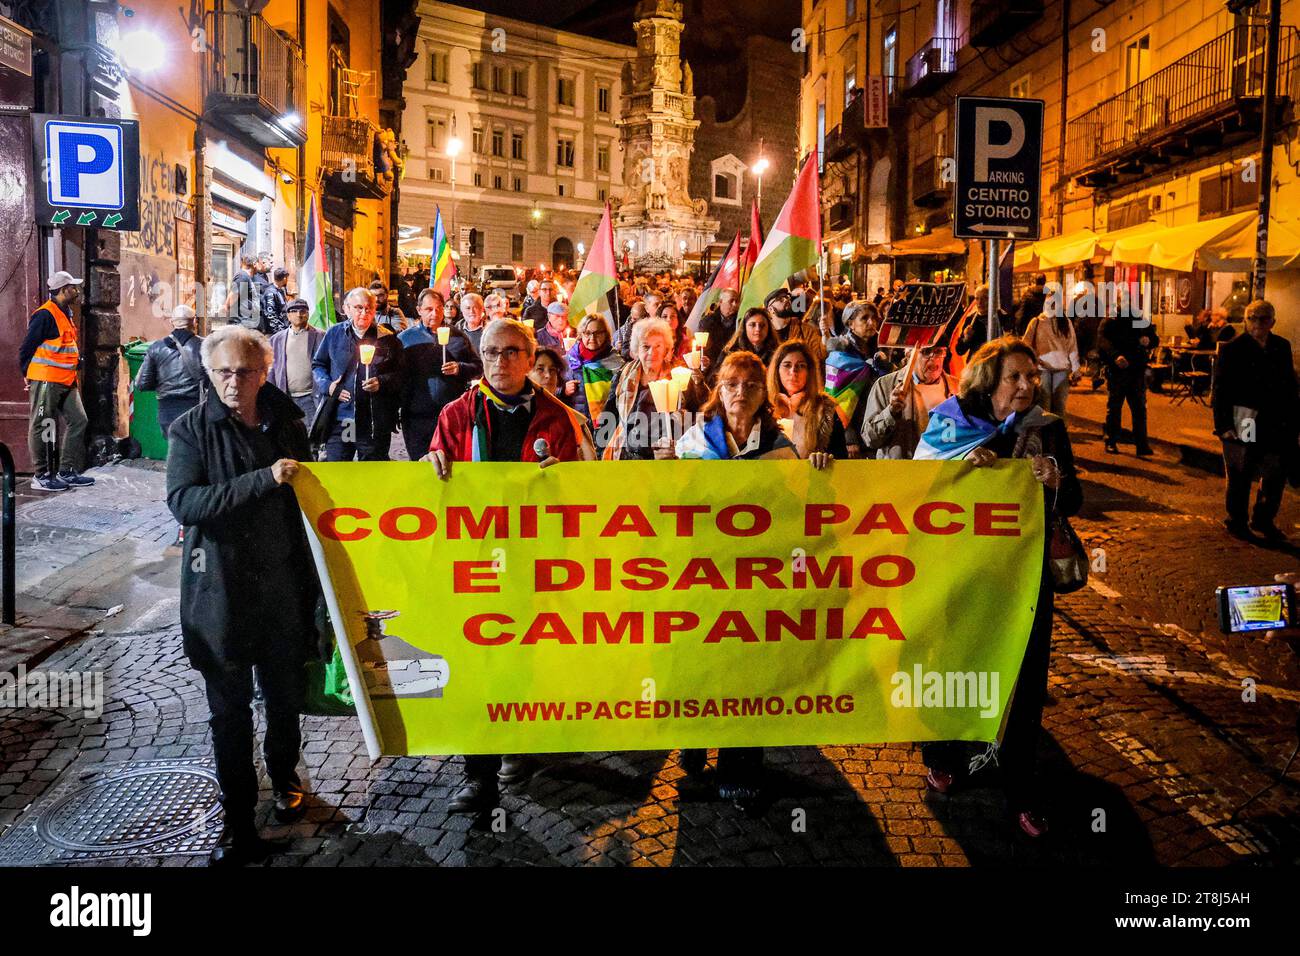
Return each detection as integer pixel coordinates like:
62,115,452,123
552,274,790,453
117,29,165,74
447,131,462,256
752,144,770,208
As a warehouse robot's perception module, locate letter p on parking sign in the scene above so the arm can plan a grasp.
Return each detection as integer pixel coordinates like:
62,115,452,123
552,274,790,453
32,115,140,231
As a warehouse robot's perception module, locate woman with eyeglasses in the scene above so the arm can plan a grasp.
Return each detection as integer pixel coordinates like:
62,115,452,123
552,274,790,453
601,318,706,460
913,336,1082,839
564,314,624,430
653,351,832,811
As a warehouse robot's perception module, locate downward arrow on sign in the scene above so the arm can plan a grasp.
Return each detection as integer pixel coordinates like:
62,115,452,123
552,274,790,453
103,213,123,227
50,210,70,225
76,212,97,226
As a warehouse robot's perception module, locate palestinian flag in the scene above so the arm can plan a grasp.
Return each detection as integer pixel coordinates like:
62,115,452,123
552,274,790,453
568,203,618,334
738,155,820,314
686,231,741,332
824,350,873,426
741,198,763,288
299,193,336,330
431,205,456,298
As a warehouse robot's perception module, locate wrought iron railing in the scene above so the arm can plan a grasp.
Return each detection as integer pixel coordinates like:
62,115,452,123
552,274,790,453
206,10,304,120
905,36,958,91
1065,25,1296,177
321,115,390,194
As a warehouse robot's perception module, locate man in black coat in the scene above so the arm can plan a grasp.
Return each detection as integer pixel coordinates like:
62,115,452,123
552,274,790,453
1212,299,1300,542
1098,308,1154,456
1015,273,1048,337
398,288,481,459
167,324,319,866
522,278,558,331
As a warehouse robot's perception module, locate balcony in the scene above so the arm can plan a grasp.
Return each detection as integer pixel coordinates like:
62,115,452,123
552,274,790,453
905,36,958,98
321,115,393,200
1065,26,1296,187
969,0,1043,49
912,155,949,208
205,10,306,148
823,125,854,164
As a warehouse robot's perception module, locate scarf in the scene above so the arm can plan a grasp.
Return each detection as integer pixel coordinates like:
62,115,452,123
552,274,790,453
913,395,1016,461
676,414,732,460
600,361,646,461
570,342,622,424
470,379,534,462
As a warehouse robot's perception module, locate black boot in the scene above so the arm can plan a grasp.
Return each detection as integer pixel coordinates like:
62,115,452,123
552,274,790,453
208,824,284,867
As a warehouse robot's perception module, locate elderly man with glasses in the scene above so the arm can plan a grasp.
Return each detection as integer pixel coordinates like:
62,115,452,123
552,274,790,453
166,324,321,865
311,287,404,461
422,318,588,812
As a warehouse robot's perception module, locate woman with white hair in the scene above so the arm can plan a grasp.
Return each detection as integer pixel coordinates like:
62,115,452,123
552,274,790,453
601,317,706,459
167,323,320,865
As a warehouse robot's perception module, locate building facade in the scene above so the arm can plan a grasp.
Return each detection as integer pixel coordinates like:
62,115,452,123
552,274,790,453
0,0,411,469
399,0,633,274
799,0,1300,348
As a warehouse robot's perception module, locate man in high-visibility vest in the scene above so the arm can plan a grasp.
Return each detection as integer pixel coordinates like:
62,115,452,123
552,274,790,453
18,271,94,491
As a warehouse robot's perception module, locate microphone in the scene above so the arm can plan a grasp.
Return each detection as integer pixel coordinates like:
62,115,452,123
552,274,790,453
533,438,550,461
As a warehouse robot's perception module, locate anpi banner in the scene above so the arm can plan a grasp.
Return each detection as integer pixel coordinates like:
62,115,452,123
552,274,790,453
292,460,1045,759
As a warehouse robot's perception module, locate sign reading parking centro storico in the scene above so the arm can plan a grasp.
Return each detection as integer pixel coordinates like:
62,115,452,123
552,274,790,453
31,115,141,231
954,97,1043,241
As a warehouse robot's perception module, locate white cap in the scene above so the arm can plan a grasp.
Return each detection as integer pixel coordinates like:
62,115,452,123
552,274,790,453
48,270,83,291
170,305,196,327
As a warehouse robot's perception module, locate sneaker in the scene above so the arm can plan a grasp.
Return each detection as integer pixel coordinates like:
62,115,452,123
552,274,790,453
1103,440,1119,454
30,472,69,492
57,471,94,487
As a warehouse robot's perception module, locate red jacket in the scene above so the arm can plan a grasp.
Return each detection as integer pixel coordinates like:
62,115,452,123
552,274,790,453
430,385,584,462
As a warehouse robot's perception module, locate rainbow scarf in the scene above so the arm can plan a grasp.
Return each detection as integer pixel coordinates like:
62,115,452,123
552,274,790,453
470,380,534,462
824,350,872,426
913,396,1016,461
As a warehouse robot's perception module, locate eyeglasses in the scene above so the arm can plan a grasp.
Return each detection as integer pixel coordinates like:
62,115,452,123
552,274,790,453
719,380,765,394
482,346,527,363
211,367,264,381
579,330,608,341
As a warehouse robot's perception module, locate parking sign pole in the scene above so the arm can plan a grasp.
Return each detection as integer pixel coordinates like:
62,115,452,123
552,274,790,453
987,239,998,341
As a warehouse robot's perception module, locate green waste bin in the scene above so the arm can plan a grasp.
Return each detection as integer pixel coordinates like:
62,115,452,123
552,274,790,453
123,340,169,461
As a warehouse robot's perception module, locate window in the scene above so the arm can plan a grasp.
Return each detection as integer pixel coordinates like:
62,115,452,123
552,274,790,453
426,48,448,84
1009,75,1031,99
597,142,610,174
512,234,524,261
432,167,444,182
493,174,503,190
1125,34,1151,88
556,136,575,168
598,187,606,202
492,65,508,94
884,26,897,94
472,126,484,154
844,48,857,107
426,116,445,151
714,172,736,200
597,84,611,114
1199,165,1260,218
491,128,505,158
817,99,825,172
471,61,487,90
558,182,566,196
512,67,528,98
557,75,575,107
513,177,522,192
846,0,857,18
473,171,483,187
817,18,825,58
511,131,525,160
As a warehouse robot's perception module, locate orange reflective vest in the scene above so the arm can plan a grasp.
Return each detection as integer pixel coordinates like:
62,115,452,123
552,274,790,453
26,299,79,385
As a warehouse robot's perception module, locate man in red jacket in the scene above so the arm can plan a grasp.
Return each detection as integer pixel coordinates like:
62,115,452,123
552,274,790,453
424,317,584,812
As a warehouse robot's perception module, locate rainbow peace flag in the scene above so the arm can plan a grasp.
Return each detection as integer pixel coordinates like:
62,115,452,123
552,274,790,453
824,350,873,426
431,205,456,297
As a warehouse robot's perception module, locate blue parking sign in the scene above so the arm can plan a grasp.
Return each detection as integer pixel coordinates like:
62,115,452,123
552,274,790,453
32,115,140,231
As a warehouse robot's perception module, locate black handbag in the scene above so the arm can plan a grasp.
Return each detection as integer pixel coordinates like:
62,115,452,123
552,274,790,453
1047,470,1088,594
308,349,357,445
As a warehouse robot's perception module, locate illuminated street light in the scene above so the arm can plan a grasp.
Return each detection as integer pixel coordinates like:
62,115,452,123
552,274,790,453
447,132,463,253
751,141,770,207
118,29,165,73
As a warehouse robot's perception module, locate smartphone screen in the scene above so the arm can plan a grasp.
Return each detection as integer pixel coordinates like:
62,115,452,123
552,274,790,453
1220,584,1292,633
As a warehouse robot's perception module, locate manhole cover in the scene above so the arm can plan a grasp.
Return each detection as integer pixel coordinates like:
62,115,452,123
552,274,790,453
0,758,223,865
19,503,133,534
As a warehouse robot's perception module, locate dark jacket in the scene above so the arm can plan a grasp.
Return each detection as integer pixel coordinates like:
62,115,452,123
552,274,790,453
134,330,204,404
523,302,548,332
261,283,289,334
1212,332,1299,449
398,323,481,425
698,306,737,368
1098,316,1154,370
166,383,318,669
1015,286,1047,337
269,325,325,395
311,321,404,435
229,271,261,329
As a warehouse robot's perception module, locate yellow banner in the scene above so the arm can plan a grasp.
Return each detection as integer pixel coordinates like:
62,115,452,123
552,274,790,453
293,460,1045,758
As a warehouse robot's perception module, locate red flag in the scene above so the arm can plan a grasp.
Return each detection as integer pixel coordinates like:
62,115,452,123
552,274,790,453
686,232,742,332
741,198,764,288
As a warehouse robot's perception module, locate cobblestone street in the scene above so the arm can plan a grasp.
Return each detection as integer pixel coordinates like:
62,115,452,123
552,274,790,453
0,404,1297,868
